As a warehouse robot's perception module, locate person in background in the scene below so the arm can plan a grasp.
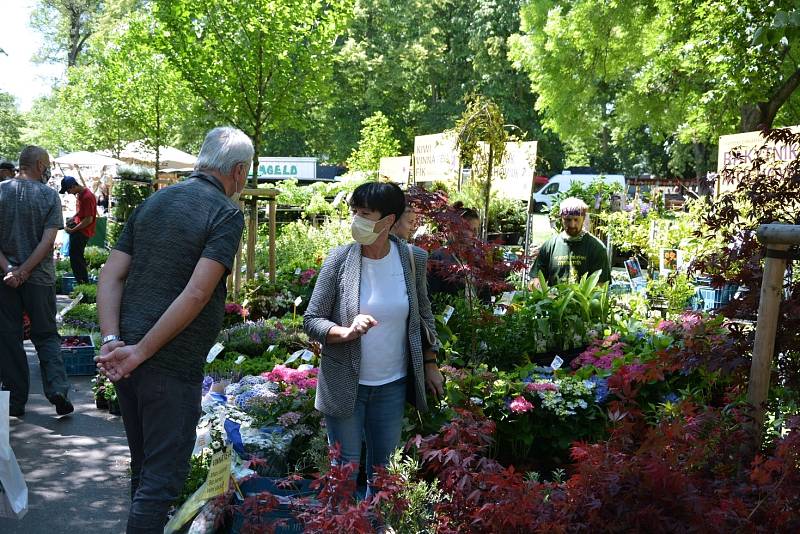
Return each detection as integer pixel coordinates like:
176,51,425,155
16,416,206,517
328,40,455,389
390,203,418,241
0,145,73,418
529,196,611,287
0,161,16,180
95,127,250,532
304,182,443,494
427,201,482,297
60,176,97,285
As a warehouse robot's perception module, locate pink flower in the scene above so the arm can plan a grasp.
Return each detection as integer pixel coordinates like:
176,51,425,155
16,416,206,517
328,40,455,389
509,396,534,414
656,319,677,332
526,382,559,393
262,364,319,391
300,268,317,285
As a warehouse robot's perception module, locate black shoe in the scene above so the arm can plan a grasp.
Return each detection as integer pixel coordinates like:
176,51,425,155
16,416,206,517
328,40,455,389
51,393,74,416
9,406,24,417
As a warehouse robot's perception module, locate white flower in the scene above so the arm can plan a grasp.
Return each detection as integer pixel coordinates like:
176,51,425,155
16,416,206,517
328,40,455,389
578,400,588,409
470,397,484,406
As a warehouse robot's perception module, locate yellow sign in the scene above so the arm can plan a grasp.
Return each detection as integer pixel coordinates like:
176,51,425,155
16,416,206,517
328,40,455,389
716,126,800,194
379,156,412,184
201,446,232,500
413,133,459,183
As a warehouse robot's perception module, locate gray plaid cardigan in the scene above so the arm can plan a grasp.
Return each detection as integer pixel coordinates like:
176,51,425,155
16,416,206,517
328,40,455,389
304,234,439,418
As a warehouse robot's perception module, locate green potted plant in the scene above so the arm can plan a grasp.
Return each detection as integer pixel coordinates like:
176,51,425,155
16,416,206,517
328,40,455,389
91,374,108,410
104,381,121,415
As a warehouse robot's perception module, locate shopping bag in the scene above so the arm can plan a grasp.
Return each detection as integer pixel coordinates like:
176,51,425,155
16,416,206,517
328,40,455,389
0,392,28,519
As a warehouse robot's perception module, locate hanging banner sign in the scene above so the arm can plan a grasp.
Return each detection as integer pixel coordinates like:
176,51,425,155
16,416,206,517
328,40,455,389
413,133,459,183
379,156,412,184
716,126,800,195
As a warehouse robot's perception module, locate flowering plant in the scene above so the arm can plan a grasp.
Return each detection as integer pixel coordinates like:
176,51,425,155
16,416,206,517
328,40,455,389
223,302,249,328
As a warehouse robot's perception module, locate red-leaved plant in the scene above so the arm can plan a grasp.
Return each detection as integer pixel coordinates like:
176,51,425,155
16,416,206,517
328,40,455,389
406,186,525,295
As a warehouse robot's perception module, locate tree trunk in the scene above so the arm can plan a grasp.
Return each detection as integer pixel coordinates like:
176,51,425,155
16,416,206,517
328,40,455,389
740,67,800,132
483,145,493,241
692,142,712,196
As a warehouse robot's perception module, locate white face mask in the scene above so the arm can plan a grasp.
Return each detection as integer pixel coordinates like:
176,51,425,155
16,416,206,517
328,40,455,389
351,214,386,245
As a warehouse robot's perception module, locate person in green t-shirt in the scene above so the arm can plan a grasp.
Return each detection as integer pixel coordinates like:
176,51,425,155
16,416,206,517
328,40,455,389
529,197,611,287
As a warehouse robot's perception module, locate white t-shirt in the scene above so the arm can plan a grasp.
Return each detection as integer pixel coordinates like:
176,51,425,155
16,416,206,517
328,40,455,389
358,241,409,385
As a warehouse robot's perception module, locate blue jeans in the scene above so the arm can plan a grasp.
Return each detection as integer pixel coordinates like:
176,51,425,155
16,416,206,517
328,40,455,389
324,376,407,482
116,365,202,533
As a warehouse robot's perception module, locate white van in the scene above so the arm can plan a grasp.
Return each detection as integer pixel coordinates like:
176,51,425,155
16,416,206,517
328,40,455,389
531,172,625,212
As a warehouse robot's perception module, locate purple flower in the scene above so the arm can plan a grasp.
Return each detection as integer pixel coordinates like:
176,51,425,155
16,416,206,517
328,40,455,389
202,376,214,395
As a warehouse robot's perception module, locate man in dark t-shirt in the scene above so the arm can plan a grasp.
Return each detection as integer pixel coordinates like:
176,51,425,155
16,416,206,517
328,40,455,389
0,146,72,418
61,175,97,284
95,127,251,532
530,197,611,287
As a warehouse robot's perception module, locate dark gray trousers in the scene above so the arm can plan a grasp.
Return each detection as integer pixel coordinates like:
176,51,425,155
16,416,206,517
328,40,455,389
116,365,202,533
0,282,69,410
69,231,90,284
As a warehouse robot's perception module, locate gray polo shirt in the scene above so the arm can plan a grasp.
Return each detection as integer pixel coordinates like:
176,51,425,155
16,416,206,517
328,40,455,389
114,173,244,383
0,178,64,285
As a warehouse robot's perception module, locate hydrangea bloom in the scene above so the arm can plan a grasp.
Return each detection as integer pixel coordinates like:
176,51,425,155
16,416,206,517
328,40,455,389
262,364,319,391
277,411,302,427
526,381,559,393
509,396,534,414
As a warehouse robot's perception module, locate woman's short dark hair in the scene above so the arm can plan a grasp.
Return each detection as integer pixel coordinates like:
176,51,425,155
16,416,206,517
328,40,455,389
452,201,480,221
349,182,406,223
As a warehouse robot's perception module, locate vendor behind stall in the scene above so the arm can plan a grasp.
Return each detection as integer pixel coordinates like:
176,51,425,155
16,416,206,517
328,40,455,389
529,197,610,287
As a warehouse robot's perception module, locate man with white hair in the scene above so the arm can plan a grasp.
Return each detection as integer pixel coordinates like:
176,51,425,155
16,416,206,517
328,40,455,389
95,127,252,532
529,196,611,287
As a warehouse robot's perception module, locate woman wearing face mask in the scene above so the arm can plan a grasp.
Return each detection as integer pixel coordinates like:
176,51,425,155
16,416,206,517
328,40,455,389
304,182,444,489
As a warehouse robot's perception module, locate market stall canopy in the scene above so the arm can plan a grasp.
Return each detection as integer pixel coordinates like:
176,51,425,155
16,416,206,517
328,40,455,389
54,151,124,167
117,141,197,170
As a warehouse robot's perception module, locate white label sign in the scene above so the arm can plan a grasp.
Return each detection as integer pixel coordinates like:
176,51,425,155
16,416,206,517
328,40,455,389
206,342,225,363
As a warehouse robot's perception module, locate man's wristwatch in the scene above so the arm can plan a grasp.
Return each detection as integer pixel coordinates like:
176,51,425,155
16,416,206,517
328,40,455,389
101,334,121,346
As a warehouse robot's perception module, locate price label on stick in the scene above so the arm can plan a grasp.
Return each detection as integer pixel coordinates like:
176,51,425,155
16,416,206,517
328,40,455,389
294,296,302,307
234,355,246,365
295,267,301,275
206,342,225,363
442,306,455,324
550,355,564,371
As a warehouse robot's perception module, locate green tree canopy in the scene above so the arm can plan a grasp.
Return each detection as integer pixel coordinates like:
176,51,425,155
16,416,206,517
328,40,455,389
0,91,24,160
509,0,800,174
152,0,353,184
347,112,401,173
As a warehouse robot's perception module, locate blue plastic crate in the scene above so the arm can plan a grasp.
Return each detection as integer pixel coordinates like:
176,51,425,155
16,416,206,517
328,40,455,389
61,335,96,375
693,284,739,311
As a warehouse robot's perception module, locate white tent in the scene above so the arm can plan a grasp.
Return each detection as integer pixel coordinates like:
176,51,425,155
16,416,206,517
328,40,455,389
117,141,197,170
54,151,124,167
53,151,124,186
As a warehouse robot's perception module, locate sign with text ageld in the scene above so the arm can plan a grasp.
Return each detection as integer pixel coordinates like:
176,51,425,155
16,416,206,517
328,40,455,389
256,157,317,181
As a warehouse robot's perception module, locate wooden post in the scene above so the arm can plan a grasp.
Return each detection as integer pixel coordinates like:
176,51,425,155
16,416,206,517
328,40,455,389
269,197,276,284
246,197,258,282
744,222,800,451
746,242,789,431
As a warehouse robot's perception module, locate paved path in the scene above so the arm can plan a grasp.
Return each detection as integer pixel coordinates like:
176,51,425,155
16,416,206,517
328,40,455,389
0,300,130,532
